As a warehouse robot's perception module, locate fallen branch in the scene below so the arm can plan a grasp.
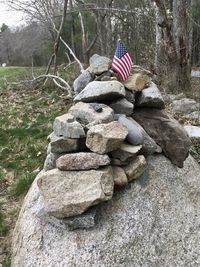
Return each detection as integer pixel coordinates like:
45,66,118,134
10,74,73,97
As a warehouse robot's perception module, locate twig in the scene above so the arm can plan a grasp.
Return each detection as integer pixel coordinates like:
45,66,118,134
60,36,85,73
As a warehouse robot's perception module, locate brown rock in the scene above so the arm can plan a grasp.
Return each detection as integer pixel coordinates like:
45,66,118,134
133,108,191,167
56,152,110,171
86,121,128,154
122,73,151,91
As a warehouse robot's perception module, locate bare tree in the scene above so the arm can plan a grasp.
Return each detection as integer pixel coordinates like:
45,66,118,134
154,0,192,93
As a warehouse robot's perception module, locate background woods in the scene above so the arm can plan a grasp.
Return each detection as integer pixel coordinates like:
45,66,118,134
0,0,200,92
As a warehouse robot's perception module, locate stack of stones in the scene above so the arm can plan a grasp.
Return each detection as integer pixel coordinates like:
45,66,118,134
38,54,191,230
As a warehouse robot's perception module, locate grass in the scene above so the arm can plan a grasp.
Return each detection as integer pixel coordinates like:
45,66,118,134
0,210,9,236
0,64,79,265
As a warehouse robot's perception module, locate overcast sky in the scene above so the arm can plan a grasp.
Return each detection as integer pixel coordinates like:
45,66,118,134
0,2,25,27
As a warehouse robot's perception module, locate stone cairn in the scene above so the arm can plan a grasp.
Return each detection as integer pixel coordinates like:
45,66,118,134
38,54,191,230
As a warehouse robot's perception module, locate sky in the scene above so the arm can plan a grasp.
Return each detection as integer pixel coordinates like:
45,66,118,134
0,2,25,27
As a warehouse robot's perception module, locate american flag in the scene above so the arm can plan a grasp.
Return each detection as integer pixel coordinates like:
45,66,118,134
112,40,133,81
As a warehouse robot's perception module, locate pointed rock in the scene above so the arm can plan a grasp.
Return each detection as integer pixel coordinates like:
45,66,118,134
135,82,165,109
73,69,94,94
133,108,191,167
89,54,112,74
53,114,85,138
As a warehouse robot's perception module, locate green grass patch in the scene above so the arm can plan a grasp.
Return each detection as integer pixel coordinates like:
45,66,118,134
0,65,74,199
2,259,11,267
0,66,45,89
0,210,9,236
10,173,35,197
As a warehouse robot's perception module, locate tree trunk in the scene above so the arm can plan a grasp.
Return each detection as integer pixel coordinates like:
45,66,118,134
154,0,192,93
172,0,191,92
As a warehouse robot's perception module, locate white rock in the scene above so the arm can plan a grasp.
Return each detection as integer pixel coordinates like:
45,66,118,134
74,81,126,103
184,125,200,142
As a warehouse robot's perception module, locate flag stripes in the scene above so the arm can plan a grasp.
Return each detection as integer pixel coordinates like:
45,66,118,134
112,41,133,81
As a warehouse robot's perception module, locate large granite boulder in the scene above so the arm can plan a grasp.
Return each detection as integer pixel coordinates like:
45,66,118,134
12,155,200,267
37,167,114,218
133,108,191,167
74,81,126,103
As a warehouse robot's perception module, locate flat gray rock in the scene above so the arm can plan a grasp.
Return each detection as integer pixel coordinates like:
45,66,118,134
172,98,199,114
12,155,200,267
53,113,85,138
162,93,185,103
73,69,94,94
135,82,165,109
37,167,114,218
47,132,79,153
89,54,112,75
56,152,110,170
109,98,134,116
69,102,114,125
74,81,126,103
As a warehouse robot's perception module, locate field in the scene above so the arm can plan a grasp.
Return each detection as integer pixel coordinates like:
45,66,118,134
0,66,79,266
0,66,199,266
